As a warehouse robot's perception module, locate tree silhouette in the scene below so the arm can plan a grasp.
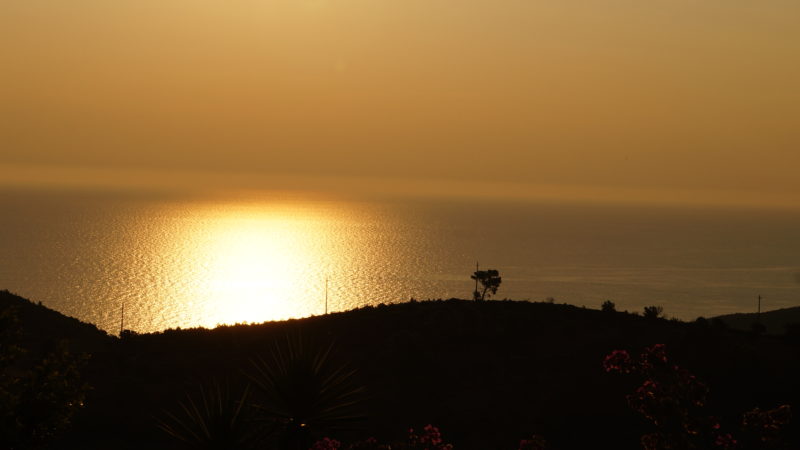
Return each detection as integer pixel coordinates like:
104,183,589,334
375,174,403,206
643,305,664,319
0,307,88,449
471,269,501,301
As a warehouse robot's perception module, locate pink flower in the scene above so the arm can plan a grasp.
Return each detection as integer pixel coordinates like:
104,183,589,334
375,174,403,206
640,344,668,370
714,433,737,449
518,434,547,450
603,350,633,373
310,437,341,450
408,424,451,450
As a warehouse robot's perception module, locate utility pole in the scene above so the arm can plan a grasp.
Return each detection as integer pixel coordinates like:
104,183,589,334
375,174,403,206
325,277,329,315
120,301,125,336
758,294,762,317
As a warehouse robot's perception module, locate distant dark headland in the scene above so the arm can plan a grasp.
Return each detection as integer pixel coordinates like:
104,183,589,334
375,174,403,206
1,289,799,450
713,306,800,334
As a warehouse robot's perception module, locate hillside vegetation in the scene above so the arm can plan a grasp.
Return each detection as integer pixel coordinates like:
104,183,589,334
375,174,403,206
1,290,798,449
714,306,800,334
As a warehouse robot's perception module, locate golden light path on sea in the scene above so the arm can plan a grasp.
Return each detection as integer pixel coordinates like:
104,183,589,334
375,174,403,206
199,208,320,325
143,198,354,331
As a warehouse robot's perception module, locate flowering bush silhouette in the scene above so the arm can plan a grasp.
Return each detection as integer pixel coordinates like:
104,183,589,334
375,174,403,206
309,424,452,450
310,437,341,450
345,437,390,450
518,435,547,450
741,405,792,449
407,424,453,450
604,344,718,449
604,344,791,450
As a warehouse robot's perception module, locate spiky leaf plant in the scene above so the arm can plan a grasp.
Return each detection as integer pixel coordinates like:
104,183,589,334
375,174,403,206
247,335,366,450
157,380,255,450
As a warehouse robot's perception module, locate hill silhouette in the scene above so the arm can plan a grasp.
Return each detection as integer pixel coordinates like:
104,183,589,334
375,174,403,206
2,292,799,449
0,290,111,353
714,306,800,334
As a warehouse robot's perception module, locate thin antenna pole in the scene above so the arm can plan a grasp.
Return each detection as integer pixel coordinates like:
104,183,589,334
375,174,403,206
120,301,125,336
325,277,329,315
475,261,479,299
758,294,762,317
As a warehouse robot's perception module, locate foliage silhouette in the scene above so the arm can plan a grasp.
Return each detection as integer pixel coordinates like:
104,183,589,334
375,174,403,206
643,305,664,320
740,405,792,449
0,307,88,449
471,269,502,301
309,424,454,450
517,435,548,450
604,344,792,450
5,291,800,449
157,381,255,450
407,424,454,450
601,300,616,313
246,335,366,450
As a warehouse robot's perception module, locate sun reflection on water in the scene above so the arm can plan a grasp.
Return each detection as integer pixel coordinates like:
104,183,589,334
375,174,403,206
204,216,315,324
161,201,344,330
118,196,427,333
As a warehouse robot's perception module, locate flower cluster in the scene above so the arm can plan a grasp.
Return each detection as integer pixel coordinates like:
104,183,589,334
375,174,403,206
713,431,738,450
518,434,547,450
639,343,668,371
311,437,342,450
640,432,667,450
742,405,792,444
602,349,633,373
311,425,454,450
605,345,727,449
345,437,392,450
604,344,794,449
408,424,453,450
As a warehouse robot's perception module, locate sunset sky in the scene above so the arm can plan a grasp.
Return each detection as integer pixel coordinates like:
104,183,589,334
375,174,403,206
2,1,799,207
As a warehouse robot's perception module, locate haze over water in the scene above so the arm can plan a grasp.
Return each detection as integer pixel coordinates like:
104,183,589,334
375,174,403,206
2,188,798,334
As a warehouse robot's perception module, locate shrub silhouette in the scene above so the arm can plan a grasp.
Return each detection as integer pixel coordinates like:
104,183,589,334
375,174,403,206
157,381,255,450
159,336,364,450
604,344,792,450
0,307,88,449
601,300,616,313
246,336,365,450
309,424,454,450
518,434,548,450
643,305,664,320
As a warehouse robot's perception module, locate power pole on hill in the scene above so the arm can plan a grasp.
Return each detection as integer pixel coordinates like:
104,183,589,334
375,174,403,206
120,301,125,336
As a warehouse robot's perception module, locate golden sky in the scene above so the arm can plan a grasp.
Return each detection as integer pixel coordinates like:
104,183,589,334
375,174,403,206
2,1,799,206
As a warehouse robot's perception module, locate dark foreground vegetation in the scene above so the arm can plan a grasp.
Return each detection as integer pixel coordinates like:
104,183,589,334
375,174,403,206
1,289,799,450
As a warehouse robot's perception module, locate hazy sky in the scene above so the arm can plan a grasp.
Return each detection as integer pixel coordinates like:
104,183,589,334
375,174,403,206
2,1,799,206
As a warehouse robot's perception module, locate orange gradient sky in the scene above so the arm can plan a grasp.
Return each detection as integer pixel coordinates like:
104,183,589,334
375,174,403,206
2,1,799,207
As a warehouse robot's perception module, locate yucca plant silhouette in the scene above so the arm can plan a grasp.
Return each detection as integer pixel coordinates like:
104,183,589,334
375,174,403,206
157,380,255,450
247,336,366,450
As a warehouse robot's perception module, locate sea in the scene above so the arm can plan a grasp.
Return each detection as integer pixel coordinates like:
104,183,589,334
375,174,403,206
2,187,799,334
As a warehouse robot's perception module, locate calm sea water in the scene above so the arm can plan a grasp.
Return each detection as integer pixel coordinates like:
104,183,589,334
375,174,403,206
2,187,799,333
